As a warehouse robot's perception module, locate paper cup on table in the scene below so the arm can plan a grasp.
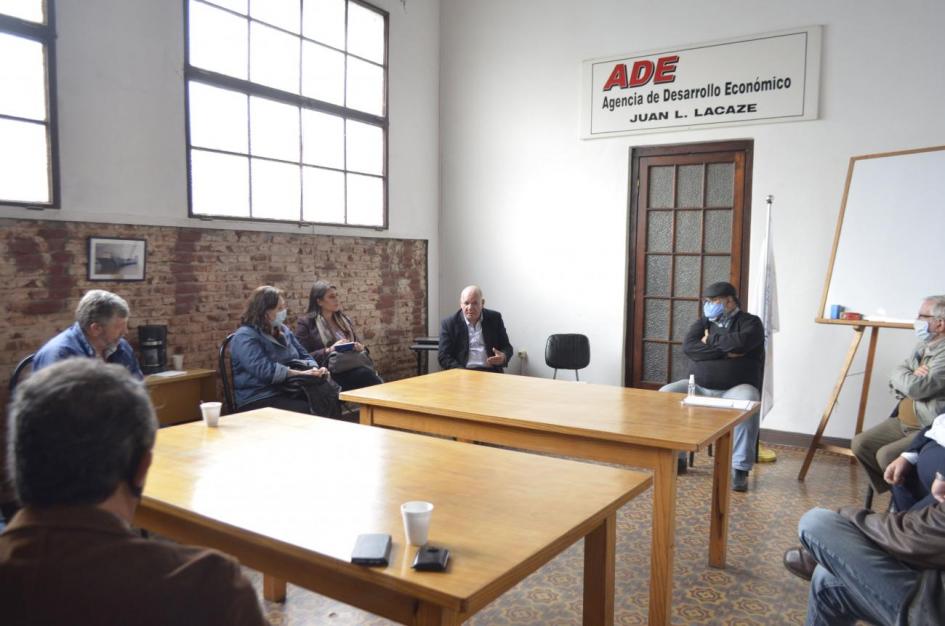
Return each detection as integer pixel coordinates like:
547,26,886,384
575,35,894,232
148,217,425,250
401,501,434,546
171,354,184,370
200,402,222,427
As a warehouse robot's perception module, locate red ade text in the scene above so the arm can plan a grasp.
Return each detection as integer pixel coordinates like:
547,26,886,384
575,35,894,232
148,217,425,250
602,55,679,91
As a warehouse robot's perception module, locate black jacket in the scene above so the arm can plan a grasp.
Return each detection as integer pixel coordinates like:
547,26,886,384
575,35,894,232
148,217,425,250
682,310,765,390
438,309,513,372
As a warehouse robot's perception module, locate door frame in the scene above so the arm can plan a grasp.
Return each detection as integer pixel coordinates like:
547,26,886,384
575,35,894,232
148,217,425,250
624,139,754,388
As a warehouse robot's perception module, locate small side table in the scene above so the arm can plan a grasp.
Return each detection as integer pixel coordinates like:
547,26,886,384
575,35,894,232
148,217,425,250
145,368,217,426
409,336,439,376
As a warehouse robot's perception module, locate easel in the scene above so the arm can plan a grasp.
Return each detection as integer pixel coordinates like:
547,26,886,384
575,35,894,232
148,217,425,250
797,320,905,480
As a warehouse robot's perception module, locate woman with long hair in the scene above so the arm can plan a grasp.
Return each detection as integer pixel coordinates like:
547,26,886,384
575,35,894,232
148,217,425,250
296,281,383,391
230,285,341,417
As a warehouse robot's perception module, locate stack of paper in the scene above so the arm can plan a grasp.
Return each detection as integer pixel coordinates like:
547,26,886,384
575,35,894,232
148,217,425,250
682,396,756,411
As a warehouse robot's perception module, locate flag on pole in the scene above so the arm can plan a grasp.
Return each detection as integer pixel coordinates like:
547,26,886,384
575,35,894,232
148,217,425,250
751,195,779,422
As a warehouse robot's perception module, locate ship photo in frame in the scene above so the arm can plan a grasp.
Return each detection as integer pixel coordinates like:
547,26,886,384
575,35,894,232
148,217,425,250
88,237,146,281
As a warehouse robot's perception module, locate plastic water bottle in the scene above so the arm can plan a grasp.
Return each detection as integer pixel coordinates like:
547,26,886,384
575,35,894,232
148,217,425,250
687,374,696,398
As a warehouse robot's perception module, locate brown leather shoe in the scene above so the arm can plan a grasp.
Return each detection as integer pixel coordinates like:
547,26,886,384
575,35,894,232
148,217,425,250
783,546,817,581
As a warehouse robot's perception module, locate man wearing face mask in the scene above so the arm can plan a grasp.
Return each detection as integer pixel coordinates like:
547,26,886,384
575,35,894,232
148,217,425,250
659,281,765,492
850,295,945,502
32,289,143,379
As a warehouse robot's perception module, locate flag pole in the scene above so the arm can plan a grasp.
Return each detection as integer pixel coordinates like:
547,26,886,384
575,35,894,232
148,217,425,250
758,194,777,463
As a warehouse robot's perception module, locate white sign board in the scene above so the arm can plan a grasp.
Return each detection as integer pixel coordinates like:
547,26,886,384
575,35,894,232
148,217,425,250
582,26,821,138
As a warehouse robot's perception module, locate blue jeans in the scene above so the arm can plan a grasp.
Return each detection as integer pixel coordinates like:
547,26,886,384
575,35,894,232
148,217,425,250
799,508,918,626
659,380,760,471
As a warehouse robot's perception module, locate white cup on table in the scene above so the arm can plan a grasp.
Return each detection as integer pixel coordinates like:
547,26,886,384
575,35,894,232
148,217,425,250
171,354,184,371
401,501,434,546
200,401,221,427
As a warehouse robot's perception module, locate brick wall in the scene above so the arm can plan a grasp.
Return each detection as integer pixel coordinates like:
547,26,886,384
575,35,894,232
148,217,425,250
0,218,428,501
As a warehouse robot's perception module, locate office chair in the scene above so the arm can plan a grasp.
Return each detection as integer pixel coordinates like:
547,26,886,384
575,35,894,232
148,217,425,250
9,353,35,392
545,334,590,380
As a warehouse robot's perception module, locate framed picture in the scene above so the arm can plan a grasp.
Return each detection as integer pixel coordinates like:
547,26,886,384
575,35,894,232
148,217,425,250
87,237,147,281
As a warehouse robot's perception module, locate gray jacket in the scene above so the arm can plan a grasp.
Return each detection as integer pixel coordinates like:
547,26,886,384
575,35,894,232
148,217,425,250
889,339,945,427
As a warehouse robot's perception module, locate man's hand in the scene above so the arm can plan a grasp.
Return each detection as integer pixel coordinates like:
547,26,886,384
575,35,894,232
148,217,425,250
701,329,709,344
486,348,506,367
883,456,913,486
932,476,945,503
914,364,930,377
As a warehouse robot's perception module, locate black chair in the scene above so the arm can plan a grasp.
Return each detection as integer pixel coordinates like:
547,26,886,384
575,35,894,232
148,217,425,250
545,334,590,380
218,333,237,414
9,353,35,392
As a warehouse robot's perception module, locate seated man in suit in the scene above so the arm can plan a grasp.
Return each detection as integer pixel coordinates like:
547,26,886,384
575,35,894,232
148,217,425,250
32,289,143,378
439,285,513,372
852,295,945,500
884,413,945,512
0,359,266,626
784,504,945,624
659,281,764,492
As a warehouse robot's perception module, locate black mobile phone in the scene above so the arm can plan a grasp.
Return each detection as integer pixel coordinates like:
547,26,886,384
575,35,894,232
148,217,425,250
412,545,450,572
351,533,392,566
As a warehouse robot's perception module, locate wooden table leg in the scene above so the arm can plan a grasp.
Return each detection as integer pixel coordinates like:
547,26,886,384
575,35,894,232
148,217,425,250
709,430,733,568
359,405,374,426
415,601,462,625
647,448,677,626
263,574,287,602
583,512,616,626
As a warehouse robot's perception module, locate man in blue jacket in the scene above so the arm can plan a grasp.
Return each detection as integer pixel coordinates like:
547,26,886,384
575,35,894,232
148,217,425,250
439,285,513,373
32,289,143,378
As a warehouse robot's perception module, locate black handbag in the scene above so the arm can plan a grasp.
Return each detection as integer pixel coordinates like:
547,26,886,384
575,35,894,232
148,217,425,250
327,349,375,374
280,363,341,418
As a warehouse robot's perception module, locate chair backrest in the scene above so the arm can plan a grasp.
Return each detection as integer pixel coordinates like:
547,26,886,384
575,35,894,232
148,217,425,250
218,333,237,414
9,353,36,392
545,334,590,371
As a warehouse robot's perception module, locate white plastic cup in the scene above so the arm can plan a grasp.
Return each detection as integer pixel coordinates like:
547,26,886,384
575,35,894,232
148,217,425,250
172,354,184,371
401,501,434,546
200,401,222,427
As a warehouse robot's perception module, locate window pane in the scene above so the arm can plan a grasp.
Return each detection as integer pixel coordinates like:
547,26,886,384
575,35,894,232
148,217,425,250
346,119,382,175
0,0,44,23
250,96,299,161
302,41,344,105
347,2,384,64
302,0,344,49
252,158,300,219
0,118,48,203
301,109,343,168
250,21,299,94
204,0,248,14
0,33,45,121
675,210,702,253
250,0,299,33
190,149,249,217
188,82,248,153
346,57,384,116
346,173,382,226
189,1,248,80
303,166,344,223
644,299,669,340
648,166,674,208
646,210,672,253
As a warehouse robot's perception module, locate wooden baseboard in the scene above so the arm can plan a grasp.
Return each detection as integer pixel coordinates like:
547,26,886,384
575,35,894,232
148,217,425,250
759,428,851,451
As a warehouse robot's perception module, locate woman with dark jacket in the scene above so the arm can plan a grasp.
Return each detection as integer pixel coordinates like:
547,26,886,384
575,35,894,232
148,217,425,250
295,281,383,391
230,285,340,416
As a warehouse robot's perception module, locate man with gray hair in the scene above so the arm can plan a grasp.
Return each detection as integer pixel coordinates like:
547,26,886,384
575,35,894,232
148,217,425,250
0,359,266,625
32,289,142,378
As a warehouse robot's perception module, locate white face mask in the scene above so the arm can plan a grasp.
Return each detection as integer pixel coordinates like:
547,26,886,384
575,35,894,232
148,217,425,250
915,319,933,342
273,309,288,327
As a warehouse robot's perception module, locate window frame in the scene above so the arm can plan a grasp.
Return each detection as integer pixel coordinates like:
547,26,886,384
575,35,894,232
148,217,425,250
183,0,390,229
0,1,61,209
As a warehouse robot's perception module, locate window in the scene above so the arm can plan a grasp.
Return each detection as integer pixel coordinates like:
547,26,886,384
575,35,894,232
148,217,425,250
0,0,58,206
185,0,388,227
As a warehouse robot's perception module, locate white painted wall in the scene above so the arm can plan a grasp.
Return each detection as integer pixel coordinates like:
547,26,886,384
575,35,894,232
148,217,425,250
0,0,441,327
438,0,945,438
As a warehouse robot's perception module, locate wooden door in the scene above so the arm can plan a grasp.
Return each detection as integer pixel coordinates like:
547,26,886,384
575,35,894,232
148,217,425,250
626,141,753,389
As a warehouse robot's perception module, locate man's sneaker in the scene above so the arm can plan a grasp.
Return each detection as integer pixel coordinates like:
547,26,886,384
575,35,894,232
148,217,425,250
732,468,749,492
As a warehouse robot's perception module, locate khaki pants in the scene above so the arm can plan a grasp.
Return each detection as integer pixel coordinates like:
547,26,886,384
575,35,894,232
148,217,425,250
851,418,922,493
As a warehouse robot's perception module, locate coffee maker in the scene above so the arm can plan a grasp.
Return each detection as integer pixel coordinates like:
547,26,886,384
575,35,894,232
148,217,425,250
138,325,167,374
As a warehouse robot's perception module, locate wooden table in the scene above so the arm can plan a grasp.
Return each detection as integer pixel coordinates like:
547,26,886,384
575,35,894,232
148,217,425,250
136,409,651,625
341,369,758,626
145,368,217,426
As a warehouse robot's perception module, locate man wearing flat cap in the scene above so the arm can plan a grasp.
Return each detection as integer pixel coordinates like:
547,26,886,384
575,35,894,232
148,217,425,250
660,281,765,492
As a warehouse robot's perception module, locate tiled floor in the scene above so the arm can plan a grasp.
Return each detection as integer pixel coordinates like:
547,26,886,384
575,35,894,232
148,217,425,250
244,445,885,625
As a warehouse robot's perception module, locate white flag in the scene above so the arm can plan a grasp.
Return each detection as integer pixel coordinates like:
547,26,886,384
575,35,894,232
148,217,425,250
751,199,779,420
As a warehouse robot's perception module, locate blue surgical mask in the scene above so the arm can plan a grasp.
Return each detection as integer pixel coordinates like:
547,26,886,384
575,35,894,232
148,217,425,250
915,319,932,342
273,309,287,327
703,301,725,320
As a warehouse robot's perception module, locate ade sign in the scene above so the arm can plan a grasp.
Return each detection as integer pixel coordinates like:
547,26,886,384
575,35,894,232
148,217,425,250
581,27,821,138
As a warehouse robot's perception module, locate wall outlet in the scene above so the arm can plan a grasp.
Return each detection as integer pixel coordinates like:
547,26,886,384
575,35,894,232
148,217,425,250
517,350,528,360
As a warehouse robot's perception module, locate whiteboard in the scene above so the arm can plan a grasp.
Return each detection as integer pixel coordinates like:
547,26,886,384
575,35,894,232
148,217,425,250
819,146,945,326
